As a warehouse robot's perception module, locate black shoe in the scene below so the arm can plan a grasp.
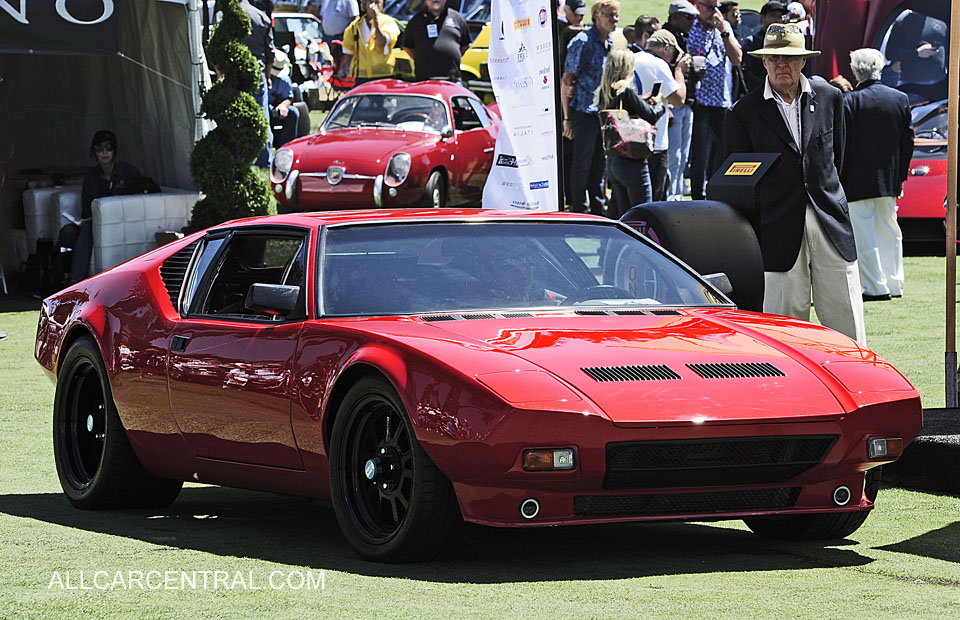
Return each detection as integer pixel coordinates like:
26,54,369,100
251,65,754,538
891,294,902,298
863,293,892,302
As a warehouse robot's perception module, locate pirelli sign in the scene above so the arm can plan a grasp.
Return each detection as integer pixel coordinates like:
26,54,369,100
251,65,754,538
724,162,762,176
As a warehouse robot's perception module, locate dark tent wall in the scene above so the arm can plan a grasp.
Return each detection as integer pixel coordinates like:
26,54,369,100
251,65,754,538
0,0,206,189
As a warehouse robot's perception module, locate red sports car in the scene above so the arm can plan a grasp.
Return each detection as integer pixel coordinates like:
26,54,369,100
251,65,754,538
270,80,499,211
36,209,922,562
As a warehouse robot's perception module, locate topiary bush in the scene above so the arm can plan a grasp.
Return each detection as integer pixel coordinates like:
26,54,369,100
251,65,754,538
189,0,271,229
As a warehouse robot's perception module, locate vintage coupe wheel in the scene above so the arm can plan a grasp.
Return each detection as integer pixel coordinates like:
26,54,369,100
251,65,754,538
329,377,461,562
422,171,446,208
53,337,182,509
743,469,881,540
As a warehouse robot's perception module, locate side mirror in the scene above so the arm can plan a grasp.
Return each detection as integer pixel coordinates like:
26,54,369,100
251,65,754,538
702,272,734,296
245,283,301,317
439,126,454,142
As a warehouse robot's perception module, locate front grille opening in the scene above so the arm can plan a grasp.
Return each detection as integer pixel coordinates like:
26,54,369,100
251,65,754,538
574,487,801,517
582,364,682,382
603,435,838,489
687,362,786,379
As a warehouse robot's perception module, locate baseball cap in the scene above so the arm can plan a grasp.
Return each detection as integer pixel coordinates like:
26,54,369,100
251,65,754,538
567,0,587,16
759,1,787,15
668,1,698,17
647,28,680,48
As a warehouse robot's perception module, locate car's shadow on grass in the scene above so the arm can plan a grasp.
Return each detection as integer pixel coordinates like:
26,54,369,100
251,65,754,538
0,486,876,582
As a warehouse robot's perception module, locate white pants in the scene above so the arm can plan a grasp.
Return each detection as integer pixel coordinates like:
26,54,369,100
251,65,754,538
764,205,867,345
849,196,904,297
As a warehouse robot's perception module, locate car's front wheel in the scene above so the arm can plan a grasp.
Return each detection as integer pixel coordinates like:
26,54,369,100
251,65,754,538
422,170,446,208
329,376,461,562
743,469,881,540
53,336,183,509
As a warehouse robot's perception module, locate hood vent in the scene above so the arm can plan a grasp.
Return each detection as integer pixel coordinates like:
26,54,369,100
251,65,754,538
582,364,681,382
159,240,199,312
576,310,610,316
501,312,533,318
650,309,682,316
687,362,785,379
420,312,531,322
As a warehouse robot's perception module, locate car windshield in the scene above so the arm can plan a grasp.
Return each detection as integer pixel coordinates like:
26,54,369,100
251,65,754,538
275,16,322,40
321,221,726,316
323,94,450,133
911,99,947,158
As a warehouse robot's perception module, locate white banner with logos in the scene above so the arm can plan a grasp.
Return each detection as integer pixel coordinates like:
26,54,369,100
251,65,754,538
481,2,560,211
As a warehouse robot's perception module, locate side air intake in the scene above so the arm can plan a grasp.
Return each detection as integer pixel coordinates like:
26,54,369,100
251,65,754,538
159,240,199,312
582,365,681,382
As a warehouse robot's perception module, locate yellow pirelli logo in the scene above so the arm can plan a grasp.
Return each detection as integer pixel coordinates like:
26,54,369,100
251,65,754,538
514,17,531,29
725,162,762,176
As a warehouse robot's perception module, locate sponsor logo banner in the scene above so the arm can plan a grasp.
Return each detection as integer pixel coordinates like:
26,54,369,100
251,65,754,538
724,162,762,176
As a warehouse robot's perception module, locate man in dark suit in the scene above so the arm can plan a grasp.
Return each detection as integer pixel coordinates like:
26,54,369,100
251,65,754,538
722,22,865,344
842,48,914,302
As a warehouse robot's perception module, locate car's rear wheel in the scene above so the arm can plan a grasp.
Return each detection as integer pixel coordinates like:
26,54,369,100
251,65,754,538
743,469,881,540
53,336,183,509
329,376,461,562
422,170,446,208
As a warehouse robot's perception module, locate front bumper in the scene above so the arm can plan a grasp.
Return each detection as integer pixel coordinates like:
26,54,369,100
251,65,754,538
426,398,923,527
273,170,422,210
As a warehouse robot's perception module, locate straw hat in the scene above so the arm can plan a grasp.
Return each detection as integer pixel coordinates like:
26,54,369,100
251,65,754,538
747,22,820,58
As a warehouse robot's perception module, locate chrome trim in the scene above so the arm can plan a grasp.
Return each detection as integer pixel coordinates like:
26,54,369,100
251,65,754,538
299,172,378,180
284,169,299,202
373,174,384,207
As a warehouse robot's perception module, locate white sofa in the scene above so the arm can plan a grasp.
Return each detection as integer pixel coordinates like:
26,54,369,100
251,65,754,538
49,187,200,274
22,185,81,253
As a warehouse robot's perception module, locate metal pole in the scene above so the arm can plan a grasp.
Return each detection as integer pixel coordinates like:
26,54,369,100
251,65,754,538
551,0,565,212
946,0,960,407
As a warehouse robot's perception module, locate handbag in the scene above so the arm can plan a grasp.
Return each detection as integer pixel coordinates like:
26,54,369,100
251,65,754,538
598,97,657,160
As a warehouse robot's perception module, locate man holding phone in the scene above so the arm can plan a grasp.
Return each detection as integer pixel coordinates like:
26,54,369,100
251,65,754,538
635,27,689,201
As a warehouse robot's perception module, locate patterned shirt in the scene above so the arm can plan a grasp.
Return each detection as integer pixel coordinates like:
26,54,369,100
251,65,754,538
564,25,612,114
687,19,730,108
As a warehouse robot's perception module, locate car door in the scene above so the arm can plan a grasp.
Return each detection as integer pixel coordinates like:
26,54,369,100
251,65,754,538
167,227,310,469
450,95,497,201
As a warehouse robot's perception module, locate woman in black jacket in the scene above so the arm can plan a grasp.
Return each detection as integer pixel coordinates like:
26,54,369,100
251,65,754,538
596,49,665,219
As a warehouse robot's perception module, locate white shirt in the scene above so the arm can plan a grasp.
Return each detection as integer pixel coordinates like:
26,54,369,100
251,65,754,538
633,50,679,152
763,72,812,152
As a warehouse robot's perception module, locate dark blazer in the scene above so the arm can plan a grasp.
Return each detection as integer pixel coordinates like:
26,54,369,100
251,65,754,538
722,76,856,272
841,80,914,202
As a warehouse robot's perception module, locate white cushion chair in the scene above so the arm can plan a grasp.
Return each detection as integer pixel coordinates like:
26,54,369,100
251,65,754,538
23,185,80,253
90,189,199,273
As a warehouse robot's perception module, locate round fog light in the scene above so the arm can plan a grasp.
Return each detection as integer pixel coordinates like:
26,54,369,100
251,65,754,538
833,485,851,506
520,498,540,519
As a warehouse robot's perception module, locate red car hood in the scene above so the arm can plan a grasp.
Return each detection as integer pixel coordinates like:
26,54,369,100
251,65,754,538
292,128,439,174
353,310,914,428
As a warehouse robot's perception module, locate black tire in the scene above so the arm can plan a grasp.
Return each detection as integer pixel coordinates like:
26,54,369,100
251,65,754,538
329,376,462,562
53,336,183,509
421,170,446,208
620,200,765,311
743,469,881,541
294,101,312,138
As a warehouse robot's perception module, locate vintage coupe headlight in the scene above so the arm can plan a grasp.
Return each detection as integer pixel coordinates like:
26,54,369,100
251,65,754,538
384,152,411,187
272,148,294,183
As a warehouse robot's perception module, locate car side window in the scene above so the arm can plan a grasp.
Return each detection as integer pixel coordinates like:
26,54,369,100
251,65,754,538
451,96,483,131
190,233,308,320
466,98,492,128
181,236,225,315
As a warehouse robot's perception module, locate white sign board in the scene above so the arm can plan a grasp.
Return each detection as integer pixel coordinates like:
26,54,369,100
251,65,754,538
481,3,560,211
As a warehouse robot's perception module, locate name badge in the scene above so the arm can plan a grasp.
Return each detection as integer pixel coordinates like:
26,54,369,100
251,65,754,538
427,23,438,38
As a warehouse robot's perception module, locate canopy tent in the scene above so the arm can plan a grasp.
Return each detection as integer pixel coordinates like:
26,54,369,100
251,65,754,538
0,0,208,190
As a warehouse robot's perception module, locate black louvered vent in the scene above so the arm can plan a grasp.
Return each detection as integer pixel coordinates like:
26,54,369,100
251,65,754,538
582,365,681,382
159,241,198,311
687,362,786,379
575,310,610,316
501,312,533,318
603,435,837,489
650,309,682,315
573,487,801,517
613,310,649,315
421,315,457,322
461,314,496,320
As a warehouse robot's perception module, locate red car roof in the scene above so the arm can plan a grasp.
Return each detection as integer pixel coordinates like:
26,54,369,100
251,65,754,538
213,209,606,230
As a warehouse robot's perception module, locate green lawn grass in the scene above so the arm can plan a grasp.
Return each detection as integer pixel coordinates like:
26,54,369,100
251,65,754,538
2,254,960,617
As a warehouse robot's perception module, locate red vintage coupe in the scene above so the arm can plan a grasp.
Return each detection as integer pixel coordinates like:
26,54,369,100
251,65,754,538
270,80,499,211
36,209,922,562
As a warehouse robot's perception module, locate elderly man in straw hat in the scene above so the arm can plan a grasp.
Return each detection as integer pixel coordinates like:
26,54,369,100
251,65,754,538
721,23,865,344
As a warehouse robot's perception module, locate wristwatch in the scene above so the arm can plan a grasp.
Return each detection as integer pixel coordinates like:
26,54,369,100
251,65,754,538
720,30,731,38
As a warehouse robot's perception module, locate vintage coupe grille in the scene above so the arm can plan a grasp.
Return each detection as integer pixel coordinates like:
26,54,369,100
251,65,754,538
603,435,838,489
574,487,801,517
582,365,682,382
687,362,785,379
159,240,199,310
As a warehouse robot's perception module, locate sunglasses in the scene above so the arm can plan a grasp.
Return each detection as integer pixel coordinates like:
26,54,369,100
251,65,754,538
94,144,116,153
